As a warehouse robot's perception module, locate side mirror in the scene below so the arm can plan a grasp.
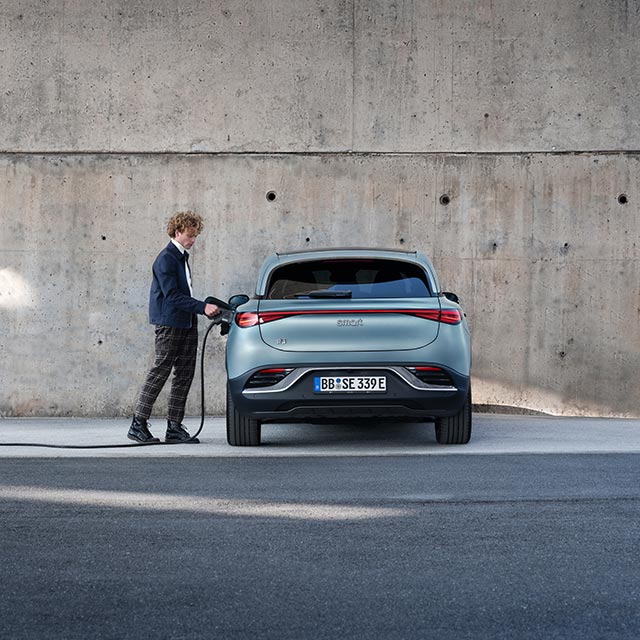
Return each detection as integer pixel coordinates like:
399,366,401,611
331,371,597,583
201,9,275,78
442,291,459,304
228,294,250,310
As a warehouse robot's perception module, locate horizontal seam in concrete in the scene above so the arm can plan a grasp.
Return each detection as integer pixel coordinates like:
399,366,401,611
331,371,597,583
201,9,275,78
1,150,640,158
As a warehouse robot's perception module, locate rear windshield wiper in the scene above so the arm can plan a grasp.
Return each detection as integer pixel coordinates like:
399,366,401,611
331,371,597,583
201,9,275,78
295,289,353,299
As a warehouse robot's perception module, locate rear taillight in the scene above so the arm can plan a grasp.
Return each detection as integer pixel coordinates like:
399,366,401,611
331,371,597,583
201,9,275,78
438,310,463,324
236,312,259,327
236,309,461,326
236,312,290,327
406,309,462,324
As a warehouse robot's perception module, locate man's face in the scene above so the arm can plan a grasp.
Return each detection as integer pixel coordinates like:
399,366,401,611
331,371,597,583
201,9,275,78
174,227,199,250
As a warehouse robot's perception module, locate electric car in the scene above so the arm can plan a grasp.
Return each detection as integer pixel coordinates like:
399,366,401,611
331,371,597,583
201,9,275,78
224,248,471,446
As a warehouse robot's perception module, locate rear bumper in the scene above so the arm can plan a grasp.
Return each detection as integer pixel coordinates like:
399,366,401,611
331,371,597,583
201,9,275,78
228,364,470,423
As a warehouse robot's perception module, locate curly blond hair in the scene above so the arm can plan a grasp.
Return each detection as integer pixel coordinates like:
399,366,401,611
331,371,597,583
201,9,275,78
167,211,204,237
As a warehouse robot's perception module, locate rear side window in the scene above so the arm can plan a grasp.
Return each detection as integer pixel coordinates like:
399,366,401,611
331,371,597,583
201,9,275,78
265,259,432,299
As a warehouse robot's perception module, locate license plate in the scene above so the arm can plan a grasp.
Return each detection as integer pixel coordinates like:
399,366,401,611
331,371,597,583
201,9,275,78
314,376,387,393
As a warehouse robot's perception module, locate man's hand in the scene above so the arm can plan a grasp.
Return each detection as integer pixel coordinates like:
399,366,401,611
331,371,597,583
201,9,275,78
205,303,220,318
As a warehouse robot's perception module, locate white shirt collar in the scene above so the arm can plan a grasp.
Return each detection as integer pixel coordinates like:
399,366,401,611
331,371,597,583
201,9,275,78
171,238,187,254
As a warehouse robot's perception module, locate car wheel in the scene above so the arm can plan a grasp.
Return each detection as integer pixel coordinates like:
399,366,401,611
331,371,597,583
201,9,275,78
435,386,472,445
226,384,261,446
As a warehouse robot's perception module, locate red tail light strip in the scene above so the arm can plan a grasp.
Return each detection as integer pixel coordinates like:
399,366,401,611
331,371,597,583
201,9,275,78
236,309,461,327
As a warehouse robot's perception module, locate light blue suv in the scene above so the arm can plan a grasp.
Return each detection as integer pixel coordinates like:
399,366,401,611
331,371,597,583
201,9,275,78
224,248,471,446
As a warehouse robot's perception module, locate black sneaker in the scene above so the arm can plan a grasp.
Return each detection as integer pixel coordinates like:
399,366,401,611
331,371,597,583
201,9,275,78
166,421,200,444
127,416,160,443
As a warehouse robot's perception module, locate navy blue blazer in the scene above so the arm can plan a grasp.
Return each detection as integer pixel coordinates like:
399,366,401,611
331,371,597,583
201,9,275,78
148,242,206,328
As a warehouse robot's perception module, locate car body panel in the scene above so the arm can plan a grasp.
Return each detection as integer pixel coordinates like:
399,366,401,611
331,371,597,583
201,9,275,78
256,299,442,352
226,317,470,381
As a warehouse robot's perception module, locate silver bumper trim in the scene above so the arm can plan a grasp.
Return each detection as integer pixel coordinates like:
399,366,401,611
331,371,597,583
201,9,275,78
242,366,457,395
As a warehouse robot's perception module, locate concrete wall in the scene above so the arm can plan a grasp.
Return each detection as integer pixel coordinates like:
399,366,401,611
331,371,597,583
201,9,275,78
1,0,639,417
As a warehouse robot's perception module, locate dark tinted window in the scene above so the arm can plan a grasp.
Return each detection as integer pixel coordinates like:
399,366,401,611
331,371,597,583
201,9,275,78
266,259,432,299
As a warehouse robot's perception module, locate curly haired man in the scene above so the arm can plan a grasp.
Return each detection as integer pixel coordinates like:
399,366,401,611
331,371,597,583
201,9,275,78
128,211,219,444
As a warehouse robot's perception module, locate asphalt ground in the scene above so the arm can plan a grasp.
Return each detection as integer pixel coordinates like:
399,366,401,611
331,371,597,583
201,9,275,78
0,414,638,639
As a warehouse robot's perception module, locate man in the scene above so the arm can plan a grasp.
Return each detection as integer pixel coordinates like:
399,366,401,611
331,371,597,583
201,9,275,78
128,211,219,444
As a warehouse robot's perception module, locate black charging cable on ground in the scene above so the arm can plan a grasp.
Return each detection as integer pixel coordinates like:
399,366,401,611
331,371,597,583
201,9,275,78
0,306,227,449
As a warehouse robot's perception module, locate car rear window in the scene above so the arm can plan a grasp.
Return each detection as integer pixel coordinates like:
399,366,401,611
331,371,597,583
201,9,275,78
265,259,432,299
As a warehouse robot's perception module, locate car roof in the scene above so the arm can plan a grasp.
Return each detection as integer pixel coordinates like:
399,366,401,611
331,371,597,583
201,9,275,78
255,247,441,297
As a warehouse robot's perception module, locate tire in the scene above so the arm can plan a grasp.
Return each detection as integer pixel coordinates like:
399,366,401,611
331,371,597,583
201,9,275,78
226,384,261,446
435,386,472,445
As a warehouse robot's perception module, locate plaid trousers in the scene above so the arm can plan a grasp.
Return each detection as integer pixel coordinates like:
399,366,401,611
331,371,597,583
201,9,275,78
135,321,198,423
